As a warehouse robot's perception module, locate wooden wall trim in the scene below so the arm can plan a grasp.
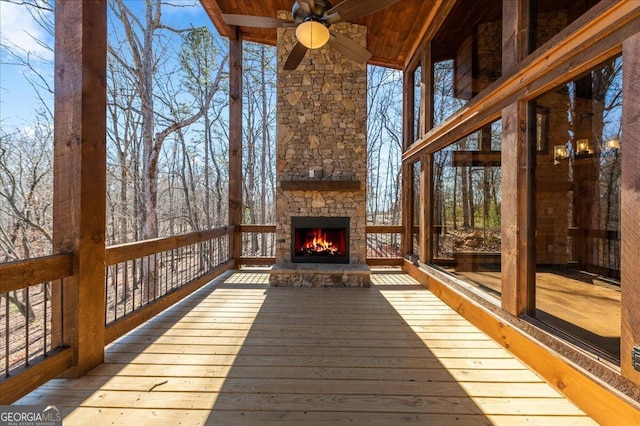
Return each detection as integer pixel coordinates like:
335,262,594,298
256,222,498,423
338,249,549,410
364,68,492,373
403,1,640,162
52,0,107,378
0,348,73,405
404,261,640,425
621,32,640,385
228,26,243,266
105,260,234,344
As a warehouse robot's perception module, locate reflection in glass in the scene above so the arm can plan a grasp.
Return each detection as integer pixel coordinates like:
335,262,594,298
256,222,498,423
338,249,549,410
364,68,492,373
413,65,422,142
432,120,502,300
412,161,421,257
532,56,622,361
433,60,467,127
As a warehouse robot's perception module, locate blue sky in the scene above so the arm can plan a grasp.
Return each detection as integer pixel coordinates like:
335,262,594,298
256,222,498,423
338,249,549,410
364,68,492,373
0,0,214,130
0,0,54,128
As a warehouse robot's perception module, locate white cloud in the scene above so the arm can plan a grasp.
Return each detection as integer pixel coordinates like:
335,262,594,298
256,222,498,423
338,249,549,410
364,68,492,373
0,1,53,60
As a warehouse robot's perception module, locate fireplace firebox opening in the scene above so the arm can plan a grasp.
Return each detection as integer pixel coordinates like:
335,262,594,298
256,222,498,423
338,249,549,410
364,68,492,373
291,216,349,264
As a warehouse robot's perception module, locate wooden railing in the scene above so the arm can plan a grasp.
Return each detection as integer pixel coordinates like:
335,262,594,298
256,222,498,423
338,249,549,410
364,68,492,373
104,226,235,343
366,225,404,266
0,226,235,403
0,254,75,403
239,224,276,265
239,224,405,266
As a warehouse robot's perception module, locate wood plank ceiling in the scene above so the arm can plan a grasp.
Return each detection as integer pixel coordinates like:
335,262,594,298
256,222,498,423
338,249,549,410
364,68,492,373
199,0,439,69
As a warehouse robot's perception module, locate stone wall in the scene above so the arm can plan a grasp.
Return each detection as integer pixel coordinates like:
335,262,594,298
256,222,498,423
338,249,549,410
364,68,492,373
273,13,368,283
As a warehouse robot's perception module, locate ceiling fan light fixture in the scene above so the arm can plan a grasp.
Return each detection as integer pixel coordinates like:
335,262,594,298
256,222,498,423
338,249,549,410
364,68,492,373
296,20,330,49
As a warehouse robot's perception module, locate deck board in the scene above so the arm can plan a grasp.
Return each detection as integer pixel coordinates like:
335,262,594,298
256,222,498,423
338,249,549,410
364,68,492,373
15,270,596,425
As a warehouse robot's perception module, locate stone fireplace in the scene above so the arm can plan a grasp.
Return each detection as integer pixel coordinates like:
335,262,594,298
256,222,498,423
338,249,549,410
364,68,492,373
292,216,349,264
269,13,371,287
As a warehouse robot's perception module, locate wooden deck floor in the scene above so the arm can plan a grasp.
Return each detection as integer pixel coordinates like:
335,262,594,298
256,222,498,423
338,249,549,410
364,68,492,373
16,270,596,425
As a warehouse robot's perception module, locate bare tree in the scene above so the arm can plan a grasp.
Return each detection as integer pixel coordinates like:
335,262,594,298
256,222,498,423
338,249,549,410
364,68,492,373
109,0,225,241
367,66,402,225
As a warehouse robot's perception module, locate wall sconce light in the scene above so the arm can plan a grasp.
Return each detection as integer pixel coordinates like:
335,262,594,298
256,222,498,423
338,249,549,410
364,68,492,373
554,145,569,165
575,139,592,155
605,138,620,151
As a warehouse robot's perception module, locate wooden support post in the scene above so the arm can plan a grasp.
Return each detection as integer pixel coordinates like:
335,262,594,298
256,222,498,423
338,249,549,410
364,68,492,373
621,33,640,385
416,42,433,264
502,0,532,74
403,61,416,151
501,102,535,315
229,26,243,266
501,0,534,316
52,0,107,377
402,48,431,255
401,162,414,257
419,153,433,264
401,52,419,257
422,40,434,136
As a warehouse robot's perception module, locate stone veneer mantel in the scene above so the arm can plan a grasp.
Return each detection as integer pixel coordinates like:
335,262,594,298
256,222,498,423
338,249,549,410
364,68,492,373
280,180,362,191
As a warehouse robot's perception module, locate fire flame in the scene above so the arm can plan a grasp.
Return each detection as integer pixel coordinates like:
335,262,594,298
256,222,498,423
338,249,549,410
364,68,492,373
302,228,339,254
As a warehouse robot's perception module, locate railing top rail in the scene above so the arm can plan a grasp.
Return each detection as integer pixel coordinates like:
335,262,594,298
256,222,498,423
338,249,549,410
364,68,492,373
239,224,276,232
106,225,234,266
366,225,404,233
238,224,404,232
0,253,74,293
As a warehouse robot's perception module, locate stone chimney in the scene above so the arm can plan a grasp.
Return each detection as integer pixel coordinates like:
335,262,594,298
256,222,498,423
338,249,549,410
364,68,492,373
270,12,370,287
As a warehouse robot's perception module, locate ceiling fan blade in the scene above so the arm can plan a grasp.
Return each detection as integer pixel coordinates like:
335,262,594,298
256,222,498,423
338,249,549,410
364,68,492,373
328,30,372,64
325,0,399,23
283,41,309,71
297,0,312,16
222,14,295,28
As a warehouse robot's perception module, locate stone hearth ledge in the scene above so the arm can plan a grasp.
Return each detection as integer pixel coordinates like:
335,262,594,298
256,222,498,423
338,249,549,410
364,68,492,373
269,263,371,288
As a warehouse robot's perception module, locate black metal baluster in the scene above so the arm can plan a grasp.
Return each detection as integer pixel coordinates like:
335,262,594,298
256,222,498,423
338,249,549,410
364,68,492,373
4,292,9,377
124,260,129,316
114,264,119,322
25,287,30,366
43,283,48,357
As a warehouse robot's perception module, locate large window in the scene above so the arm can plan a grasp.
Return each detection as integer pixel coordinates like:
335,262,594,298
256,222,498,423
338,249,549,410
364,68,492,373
432,120,502,300
532,56,622,361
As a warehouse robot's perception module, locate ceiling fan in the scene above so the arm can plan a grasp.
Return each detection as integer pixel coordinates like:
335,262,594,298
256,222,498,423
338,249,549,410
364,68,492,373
222,0,400,71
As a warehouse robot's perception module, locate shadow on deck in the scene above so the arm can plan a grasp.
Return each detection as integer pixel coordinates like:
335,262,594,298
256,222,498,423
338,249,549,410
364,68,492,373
16,269,595,425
